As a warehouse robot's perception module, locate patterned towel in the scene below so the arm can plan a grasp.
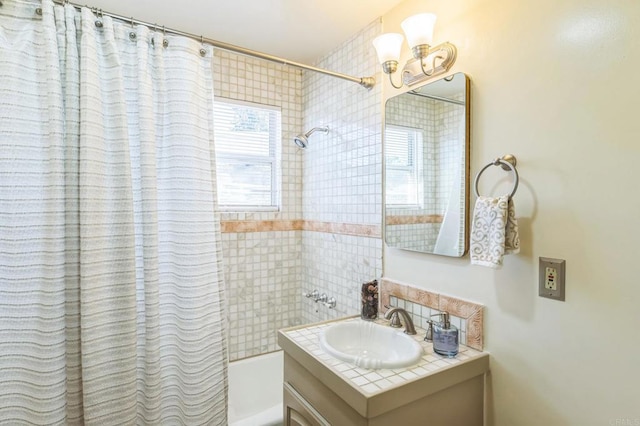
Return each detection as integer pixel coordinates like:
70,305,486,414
470,195,520,268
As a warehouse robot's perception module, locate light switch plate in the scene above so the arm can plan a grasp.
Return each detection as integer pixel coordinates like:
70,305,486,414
539,257,566,301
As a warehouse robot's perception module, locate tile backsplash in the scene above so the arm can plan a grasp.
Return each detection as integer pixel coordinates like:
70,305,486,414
380,278,484,350
388,296,468,346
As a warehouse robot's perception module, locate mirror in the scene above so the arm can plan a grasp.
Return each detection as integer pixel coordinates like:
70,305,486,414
384,72,469,256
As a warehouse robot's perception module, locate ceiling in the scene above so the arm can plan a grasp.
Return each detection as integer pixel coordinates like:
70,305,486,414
78,0,403,63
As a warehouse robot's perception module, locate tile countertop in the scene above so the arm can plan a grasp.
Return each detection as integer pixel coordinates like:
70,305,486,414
278,316,490,418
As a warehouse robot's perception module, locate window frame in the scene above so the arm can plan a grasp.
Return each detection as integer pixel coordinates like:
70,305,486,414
213,97,282,212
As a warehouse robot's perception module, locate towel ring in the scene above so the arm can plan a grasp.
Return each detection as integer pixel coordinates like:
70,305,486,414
474,155,519,198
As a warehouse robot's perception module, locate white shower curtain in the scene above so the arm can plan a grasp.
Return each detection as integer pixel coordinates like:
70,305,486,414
0,1,227,424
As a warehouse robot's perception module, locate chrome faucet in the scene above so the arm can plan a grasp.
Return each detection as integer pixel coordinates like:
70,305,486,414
384,307,417,335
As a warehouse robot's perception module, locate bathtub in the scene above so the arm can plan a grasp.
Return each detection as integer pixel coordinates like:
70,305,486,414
228,350,283,426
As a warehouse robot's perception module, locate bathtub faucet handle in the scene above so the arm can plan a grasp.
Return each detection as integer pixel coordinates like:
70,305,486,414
323,297,336,309
303,289,320,301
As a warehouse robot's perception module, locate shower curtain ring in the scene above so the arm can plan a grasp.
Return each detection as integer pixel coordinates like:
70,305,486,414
94,8,103,28
199,35,207,57
162,26,169,47
128,17,136,40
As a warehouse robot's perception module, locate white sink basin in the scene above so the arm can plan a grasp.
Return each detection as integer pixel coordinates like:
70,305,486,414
319,320,423,369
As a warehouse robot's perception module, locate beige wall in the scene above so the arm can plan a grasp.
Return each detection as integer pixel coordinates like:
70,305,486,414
382,0,640,424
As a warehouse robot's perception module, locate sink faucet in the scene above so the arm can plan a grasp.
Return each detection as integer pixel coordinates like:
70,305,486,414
384,307,417,335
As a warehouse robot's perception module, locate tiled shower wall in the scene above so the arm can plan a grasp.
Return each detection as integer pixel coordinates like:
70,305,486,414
300,20,384,323
213,50,304,360
214,20,385,359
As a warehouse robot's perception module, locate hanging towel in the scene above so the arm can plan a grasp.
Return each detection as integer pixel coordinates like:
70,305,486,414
470,195,520,268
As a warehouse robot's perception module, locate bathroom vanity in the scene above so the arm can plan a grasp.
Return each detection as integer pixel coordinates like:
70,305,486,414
277,317,489,426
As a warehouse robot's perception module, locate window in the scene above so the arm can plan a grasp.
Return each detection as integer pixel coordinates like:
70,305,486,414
385,125,423,207
213,98,281,210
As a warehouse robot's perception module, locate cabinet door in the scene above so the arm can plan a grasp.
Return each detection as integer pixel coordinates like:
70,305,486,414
284,383,330,426
287,407,314,426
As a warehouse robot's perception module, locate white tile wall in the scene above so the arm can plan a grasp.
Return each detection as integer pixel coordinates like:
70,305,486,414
300,20,384,324
214,20,386,360
213,50,304,360
222,231,302,359
213,49,304,221
384,223,441,253
300,232,382,324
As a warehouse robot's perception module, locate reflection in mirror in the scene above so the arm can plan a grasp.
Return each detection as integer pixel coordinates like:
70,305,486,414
384,72,469,256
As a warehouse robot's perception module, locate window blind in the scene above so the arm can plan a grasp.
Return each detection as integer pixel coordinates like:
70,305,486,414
385,125,421,206
213,99,281,209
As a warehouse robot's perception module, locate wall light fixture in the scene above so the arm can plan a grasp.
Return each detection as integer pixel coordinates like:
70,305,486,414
372,13,457,89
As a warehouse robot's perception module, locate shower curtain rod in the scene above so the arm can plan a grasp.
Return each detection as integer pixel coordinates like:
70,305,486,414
46,0,376,90
408,90,465,106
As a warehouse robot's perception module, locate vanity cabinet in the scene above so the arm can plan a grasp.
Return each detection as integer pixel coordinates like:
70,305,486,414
278,319,489,426
284,382,329,426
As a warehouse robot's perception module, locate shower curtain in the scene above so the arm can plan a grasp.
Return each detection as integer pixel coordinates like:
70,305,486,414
0,1,227,424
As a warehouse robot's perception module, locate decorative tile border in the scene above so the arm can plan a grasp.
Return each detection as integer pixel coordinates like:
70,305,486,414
303,221,381,238
221,219,303,233
385,214,443,225
221,219,381,238
380,278,484,351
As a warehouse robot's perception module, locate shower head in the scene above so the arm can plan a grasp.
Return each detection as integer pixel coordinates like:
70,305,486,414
293,126,329,148
293,134,309,149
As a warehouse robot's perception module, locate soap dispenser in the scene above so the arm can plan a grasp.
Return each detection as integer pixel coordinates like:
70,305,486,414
431,312,459,358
